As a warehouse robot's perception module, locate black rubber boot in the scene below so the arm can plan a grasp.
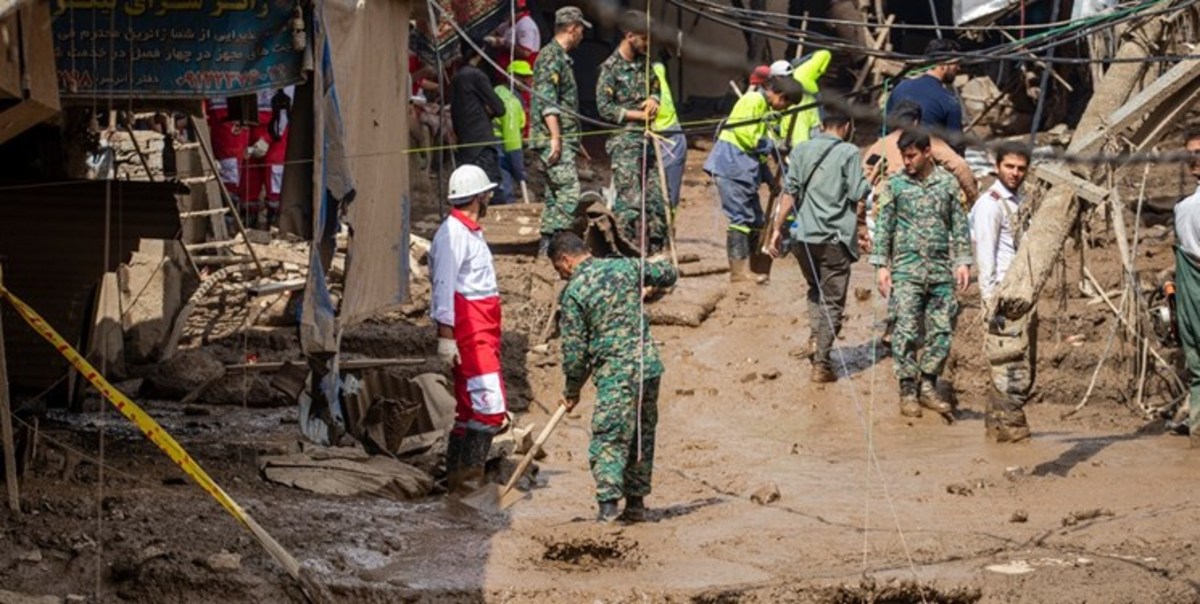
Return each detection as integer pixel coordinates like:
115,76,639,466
453,428,495,495
596,499,621,524
443,431,466,493
620,496,646,523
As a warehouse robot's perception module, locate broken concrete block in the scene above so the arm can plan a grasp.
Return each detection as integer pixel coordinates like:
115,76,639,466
141,349,225,400
118,239,185,363
0,589,61,604
203,551,241,573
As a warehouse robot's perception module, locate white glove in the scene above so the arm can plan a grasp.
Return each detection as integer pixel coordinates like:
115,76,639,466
437,338,461,367
245,138,269,159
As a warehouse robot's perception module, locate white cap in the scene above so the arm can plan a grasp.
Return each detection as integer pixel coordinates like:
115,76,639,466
447,164,497,203
769,59,793,77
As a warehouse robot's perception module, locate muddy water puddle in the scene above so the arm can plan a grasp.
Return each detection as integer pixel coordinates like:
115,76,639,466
538,535,641,571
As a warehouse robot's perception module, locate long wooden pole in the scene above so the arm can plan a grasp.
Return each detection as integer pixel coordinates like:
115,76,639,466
0,264,20,516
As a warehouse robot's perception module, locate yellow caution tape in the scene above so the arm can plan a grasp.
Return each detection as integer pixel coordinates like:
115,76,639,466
0,283,300,578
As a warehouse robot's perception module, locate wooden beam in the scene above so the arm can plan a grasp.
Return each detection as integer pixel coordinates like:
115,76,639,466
0,264,20,515
1068,57,1200,155
1033,162,1109,205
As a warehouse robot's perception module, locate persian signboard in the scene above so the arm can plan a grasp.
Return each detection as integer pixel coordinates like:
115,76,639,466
52,0,304,98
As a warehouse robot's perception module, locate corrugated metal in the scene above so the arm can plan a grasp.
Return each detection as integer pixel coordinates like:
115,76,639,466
0,180,184,392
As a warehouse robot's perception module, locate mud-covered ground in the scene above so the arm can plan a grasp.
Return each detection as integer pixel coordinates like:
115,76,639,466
2,143,1199,604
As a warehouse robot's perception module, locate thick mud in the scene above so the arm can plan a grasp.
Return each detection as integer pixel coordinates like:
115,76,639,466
2,147,1199,603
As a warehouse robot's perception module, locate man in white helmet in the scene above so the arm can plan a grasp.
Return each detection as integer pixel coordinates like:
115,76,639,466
430,164,509,494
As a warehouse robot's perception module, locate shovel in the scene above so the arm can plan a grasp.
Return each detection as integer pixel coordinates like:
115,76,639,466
460,403,569,512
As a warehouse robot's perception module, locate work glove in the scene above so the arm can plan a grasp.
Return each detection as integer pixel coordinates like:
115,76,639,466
437,338,461,368
245,138,269,159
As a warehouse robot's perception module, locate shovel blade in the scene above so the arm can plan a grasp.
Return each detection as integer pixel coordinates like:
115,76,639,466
459,484,528,512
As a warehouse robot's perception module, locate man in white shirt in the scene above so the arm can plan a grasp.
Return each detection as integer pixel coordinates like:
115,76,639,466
430,165,509,493
1172,130,1200,446
486,0,541,71
971,142,1035,443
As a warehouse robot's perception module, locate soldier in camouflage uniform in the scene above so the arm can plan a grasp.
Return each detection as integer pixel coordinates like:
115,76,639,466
870,131,972,420
531,6,591,256
596,10,667,254
549,231,678,523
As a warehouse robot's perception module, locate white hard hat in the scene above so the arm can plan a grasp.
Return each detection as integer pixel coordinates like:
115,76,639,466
769,59,793,77
447,164,497,203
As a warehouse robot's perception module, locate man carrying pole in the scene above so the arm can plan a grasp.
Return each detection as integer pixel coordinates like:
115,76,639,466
431,165,509,494
549,232,678,523
596,9,666,254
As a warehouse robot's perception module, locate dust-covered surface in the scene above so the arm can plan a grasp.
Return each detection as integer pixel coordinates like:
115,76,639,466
2,146,1200,604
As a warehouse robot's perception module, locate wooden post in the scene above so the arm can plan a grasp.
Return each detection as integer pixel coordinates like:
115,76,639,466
0,264,21,516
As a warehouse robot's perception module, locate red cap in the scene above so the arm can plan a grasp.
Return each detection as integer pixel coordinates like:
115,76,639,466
749,65,770,86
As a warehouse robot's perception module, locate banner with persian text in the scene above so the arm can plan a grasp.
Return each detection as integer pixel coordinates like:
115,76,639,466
52,0,304,98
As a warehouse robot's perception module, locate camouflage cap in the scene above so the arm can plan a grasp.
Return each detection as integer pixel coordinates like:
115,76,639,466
555,6,592,28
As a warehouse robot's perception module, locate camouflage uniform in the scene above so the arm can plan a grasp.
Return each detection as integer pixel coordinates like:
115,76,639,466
869,165,972,381
560,257,678,502
596,48,667,251
531,39,582,236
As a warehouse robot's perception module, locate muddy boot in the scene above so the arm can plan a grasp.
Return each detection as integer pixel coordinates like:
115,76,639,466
620,496,646,523
596,499,621,524
985,391,1031,443
899,379,921,418
453,428,495,495
810,363,837,384
727,230,754,283
918,374,953,416
443,431,466,493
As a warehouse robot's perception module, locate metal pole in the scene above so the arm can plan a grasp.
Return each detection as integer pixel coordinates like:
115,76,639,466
0,264,21,516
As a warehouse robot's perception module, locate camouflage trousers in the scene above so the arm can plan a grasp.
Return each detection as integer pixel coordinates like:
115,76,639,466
983,311,1037,429
538,144,582,236
609,138,668,251
891,280,957,381
589,373,660,502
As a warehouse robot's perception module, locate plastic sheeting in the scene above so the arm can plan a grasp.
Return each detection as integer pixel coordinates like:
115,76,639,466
953,0,1017,25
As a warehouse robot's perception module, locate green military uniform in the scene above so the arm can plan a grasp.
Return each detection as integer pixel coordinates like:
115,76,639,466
531,39,582,236
560,257,678,502
869,165,972,381
596,48,667,251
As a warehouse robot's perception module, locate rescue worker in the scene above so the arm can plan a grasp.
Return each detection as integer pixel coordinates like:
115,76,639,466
886,38,965,153
863,100,977,203
532,6,591,256
242,86,294,226
431,165,509,494
596,9,666,253
485,0,540,72
652,59,687,211
770,50,832,150
1170,129,1200,447
766,104,870,383
548,231,679,523
971,142,1034,442
870,131,972,420
493,61,530,204
451,38,507,188
206,97,248,206
746,65,770,93
703,75,803,282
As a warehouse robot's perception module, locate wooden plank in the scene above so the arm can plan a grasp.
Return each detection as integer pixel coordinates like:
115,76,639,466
0,264,20,515
1069,58,1200,155
1033,162,1109,205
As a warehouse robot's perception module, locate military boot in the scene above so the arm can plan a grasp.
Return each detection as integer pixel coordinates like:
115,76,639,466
899,379,922,418
620,496,646,523
596,499,621,524
918,374,953,415
810,363,837,384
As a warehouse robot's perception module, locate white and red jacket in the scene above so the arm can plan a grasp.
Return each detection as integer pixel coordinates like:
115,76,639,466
430,209,507,431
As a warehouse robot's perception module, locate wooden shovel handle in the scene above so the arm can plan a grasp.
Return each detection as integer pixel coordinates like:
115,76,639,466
498,404,569,497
